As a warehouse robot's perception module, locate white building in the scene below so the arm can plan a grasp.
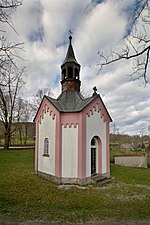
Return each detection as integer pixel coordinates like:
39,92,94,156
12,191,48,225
34,36,112,184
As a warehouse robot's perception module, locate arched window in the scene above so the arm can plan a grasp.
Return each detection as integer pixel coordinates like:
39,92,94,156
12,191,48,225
75,68,79,79
68,67,73,78
44,138,49,156
91,138,96,146
62,69,66,80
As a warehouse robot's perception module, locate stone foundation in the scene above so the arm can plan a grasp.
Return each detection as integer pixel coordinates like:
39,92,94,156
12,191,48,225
36,171,110,185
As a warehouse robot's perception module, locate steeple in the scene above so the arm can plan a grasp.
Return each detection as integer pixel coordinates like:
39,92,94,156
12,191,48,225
63,36,77,64
61,36,81,92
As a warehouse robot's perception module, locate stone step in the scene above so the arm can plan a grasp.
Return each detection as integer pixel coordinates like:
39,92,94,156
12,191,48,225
91,174,112,185
96,178,112,186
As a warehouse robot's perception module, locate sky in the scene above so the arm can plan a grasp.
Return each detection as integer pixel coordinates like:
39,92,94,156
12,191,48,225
4,0,150,136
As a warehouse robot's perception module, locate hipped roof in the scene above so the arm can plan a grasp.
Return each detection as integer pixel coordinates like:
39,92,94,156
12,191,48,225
46,90,96,112
43,90,112,121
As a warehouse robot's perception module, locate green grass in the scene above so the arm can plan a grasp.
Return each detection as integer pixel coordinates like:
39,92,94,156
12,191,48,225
111,163,150,185
0,150,150,223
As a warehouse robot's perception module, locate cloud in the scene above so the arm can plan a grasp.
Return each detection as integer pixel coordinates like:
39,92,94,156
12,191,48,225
3,0,150,135
75,1,127,66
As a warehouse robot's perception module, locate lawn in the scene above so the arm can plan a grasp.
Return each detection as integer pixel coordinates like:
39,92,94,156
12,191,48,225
0,149,150,223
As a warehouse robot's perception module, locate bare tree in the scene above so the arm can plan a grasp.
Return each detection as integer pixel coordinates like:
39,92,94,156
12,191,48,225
98,0,150,84
33,88,53,111
0,0,25,149
15,97,35,145
0,64,25,149
111,123,119,143
0,0,24,70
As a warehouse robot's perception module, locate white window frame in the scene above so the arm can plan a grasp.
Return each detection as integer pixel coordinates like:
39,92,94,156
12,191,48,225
43,138,49,156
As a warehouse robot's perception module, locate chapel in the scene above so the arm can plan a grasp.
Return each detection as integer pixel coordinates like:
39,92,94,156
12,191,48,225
34,36,112,184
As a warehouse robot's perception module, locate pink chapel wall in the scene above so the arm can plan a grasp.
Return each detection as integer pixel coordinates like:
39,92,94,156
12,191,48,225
82,97,110,177
35,95,111,181
60,96,111,179
38,110,56,175
34,97,61,177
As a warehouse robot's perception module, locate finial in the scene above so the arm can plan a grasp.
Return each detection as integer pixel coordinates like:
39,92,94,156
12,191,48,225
92,86,97,96
69,35,72,44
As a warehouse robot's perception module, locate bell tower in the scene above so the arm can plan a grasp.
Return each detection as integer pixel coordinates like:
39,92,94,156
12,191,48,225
61,36,81,92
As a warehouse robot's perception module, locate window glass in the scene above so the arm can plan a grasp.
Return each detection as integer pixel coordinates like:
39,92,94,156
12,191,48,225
44,138,49,155
91,138,96,146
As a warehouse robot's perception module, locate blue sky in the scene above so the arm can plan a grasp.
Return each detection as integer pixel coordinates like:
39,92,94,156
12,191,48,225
5,0,150,135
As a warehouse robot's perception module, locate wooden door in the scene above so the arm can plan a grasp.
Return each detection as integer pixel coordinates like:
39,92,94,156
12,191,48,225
91,147,96,175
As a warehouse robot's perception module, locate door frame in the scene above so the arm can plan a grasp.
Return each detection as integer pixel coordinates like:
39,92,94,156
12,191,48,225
91,137,97,175
90,136,102,176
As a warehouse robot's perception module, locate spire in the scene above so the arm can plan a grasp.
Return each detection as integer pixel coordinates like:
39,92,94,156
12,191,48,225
61,35,81,92
63,35,79,65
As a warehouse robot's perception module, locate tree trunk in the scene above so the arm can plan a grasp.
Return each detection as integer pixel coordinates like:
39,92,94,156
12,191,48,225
19,126,22,145
4,122,11,150
4,133,11,149
24,125,28,145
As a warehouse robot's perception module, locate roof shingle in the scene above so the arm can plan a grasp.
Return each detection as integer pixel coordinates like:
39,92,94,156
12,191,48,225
46,90,97,112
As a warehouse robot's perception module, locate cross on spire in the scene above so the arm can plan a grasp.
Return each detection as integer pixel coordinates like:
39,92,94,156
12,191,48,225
68,29,73,44
68,29,73,36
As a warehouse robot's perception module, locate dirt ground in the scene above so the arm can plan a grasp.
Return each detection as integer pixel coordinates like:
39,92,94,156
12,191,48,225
1,215,150,225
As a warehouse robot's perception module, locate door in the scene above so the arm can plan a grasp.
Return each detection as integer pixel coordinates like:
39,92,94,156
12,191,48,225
91,147,96,175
